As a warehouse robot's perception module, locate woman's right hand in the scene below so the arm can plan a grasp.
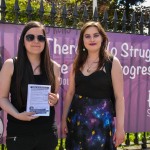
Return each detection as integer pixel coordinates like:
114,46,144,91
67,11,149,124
62,119,68,137
16,111,39,121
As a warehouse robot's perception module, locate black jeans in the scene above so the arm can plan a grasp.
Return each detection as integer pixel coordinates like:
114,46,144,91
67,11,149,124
6,132,58,150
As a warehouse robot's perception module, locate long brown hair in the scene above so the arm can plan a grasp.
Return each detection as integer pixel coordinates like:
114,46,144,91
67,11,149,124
73,21,110,73
16,21,55,108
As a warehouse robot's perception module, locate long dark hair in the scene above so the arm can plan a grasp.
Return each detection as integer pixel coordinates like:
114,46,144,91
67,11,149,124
16,21,55,108
73,21,110,73
0,55,2,70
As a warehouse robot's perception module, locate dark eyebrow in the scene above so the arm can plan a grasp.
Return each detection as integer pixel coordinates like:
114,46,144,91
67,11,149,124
84,33,99,36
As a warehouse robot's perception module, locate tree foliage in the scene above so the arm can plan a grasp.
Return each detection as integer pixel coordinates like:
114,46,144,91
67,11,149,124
118,0,146,19
119,0,145,6
5,0,51,24
3,0,149,32
4,0,117,27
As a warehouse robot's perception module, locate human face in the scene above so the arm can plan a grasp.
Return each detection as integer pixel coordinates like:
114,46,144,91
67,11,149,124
24,27,45,56
83,26,102,53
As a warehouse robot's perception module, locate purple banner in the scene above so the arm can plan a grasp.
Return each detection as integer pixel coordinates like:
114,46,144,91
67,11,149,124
0,24,150,139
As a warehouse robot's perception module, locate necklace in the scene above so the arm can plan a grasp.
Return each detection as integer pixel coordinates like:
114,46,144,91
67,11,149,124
33,64,40,73
87,59,99,73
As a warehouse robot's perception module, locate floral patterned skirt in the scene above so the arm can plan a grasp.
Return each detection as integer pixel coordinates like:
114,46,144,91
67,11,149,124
66,94,116,150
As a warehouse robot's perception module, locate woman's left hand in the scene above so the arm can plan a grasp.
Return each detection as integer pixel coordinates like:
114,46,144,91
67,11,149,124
113,129,125,147
48,93,59,106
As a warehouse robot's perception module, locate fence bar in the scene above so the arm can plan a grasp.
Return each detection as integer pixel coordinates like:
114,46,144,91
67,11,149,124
72,5,78,28
142,132,147,149
102,10,108,31
0,0,6,22
139,12,144,34
0,1,149,35
113,10,118,32
121,10,127,33
39,0,44,23
1,144,4,150
50,2,56,27
148,15,150,35
83,5,88,23
131,12,136,34
93,7,99,21
125,133,130,146
14,0,20,24
134,133,139,145
61,5,67,28
59,138,64,150
26,0,33,22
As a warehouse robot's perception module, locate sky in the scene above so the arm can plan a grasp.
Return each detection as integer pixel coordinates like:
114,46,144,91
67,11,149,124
141,0,150,6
